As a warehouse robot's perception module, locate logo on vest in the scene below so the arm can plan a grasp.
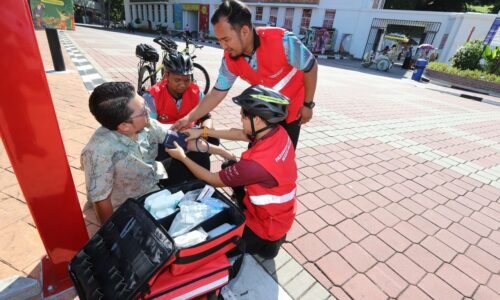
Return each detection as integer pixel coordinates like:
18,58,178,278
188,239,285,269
158,115,169,122
275,138,292,162
269,68,284,79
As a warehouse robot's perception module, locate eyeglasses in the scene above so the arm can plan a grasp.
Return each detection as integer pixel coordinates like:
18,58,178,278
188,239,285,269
129,103,149,119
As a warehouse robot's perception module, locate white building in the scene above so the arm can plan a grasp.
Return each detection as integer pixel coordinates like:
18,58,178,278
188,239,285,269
123,0,497,63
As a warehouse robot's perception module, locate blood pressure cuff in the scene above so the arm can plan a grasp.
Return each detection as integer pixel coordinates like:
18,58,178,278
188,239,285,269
163,130,188,150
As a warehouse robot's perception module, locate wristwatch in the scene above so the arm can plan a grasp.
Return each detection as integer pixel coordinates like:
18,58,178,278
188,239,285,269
303,101,315,109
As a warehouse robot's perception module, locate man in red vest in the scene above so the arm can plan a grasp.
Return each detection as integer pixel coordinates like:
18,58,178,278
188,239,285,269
143,51,234,185
167,85,297,259
173,0,317,149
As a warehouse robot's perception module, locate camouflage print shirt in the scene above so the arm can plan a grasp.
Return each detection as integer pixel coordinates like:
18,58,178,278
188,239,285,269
81,119,169,209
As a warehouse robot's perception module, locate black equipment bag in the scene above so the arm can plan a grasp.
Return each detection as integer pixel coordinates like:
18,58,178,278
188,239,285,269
69,180,245,300
136,44,159,63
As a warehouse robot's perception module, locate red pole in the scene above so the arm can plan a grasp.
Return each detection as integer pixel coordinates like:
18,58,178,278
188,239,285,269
0,0,88,297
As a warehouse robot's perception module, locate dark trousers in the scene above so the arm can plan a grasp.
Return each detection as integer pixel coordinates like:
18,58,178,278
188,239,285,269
158,137,219,186
280,118,301,149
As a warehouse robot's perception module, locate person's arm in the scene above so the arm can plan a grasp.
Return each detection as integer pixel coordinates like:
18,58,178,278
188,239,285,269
166,142,225,187
299,61,318,124
81,147,115,225
186,139,236,161
173,58,237,130
93,196,113,224
172,89,227,130
184,127,250,142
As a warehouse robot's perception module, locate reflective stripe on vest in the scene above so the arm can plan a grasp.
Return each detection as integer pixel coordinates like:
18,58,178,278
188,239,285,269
249,188,296,205
272,67,297,91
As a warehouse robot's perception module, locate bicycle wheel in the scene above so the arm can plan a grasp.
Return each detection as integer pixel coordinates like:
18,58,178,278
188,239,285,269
137,65,156,95
192,63,210,95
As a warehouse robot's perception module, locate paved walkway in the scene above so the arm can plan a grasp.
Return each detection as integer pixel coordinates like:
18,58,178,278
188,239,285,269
1,26,500,299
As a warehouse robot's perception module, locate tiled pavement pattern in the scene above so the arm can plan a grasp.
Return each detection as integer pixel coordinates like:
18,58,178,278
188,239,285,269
59,32,105,92
1,26,500,299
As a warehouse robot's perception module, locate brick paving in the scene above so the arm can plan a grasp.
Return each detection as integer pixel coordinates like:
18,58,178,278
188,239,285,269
1,26,500,299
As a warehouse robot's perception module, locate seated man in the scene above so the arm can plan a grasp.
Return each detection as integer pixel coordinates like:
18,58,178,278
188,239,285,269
143,51,229,185
166,85,297,259
81,82,234,224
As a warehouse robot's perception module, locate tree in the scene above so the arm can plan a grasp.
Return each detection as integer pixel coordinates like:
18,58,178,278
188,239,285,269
103,0,124,22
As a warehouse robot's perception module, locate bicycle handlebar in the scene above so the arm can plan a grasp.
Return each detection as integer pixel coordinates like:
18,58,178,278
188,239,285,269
153,36,178,51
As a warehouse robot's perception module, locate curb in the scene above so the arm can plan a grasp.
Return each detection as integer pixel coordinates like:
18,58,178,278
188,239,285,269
0,276,41,300
422,76,500,101
58,31,105,93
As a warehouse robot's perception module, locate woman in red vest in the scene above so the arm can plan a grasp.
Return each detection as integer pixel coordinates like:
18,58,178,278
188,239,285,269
167,85,297,259
143,51,234,185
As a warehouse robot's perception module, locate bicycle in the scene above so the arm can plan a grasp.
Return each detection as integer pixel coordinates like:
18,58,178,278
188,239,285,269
136,33,210,96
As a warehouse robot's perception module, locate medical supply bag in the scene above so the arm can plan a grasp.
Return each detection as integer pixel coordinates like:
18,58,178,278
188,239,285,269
69,180,245,300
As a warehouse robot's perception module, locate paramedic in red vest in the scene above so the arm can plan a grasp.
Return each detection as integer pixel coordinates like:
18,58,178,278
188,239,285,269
167,85,297,259
143,51,218,185
172,0,317,149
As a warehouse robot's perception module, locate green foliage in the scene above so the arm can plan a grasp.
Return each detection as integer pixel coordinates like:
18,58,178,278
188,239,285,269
466,4,494,12
451,40,484,70
427,62,500,83
483,45,500,75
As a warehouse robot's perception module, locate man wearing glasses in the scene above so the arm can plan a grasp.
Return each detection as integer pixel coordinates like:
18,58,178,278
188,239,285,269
81,82,236,224
81,82,171,224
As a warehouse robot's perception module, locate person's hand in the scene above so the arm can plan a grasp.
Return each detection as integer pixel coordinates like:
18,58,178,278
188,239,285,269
172,116,191,131
222,151,237,161
297,106,313,125
165,142,187,161
182,128,202,141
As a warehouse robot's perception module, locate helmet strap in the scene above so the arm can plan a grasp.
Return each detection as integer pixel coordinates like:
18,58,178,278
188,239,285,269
249,115,275,139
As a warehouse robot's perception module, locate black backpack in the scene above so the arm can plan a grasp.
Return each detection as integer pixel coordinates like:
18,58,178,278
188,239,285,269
136,44,159,63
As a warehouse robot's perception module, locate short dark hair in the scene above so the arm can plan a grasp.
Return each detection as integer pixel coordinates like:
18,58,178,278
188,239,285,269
89,82,135,130
211,0,252,31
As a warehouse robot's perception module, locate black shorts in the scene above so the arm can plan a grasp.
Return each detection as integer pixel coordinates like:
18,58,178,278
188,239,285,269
243,226,286,259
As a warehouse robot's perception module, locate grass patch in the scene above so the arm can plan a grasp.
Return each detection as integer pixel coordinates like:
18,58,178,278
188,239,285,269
427,62,500,84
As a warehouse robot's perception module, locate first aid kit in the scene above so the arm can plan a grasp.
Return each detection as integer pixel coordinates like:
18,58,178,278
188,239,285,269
69,180,245,300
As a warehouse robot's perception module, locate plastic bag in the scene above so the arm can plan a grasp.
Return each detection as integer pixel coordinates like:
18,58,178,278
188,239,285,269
145,190,184,220
179,189,203,204
173,227,208,248
144,189,171,210
200,197,229,211
154,208,176,220
168,201,224,237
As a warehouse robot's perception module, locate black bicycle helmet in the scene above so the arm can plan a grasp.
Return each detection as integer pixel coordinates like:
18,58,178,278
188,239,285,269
232,85,289,124
163,51,193,75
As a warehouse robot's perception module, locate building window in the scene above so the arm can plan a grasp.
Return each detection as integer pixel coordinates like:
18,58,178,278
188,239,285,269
269,7,278,26
152,5,155,22
137,5,142,20
283,8,294,30
255,6,263,21
439,33,449,49
372,0,380,8
323,9,335,29
300,9,312,35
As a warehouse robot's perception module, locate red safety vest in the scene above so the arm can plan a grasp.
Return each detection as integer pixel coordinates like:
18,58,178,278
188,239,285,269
224,27,305,124
241,126,297,241
148,80,201,124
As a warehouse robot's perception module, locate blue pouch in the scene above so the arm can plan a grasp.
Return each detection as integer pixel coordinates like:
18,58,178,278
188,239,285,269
163,130,188,150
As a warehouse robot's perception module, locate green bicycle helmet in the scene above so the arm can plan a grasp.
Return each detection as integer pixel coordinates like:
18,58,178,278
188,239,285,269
232,85,289,124
163,51,193,75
